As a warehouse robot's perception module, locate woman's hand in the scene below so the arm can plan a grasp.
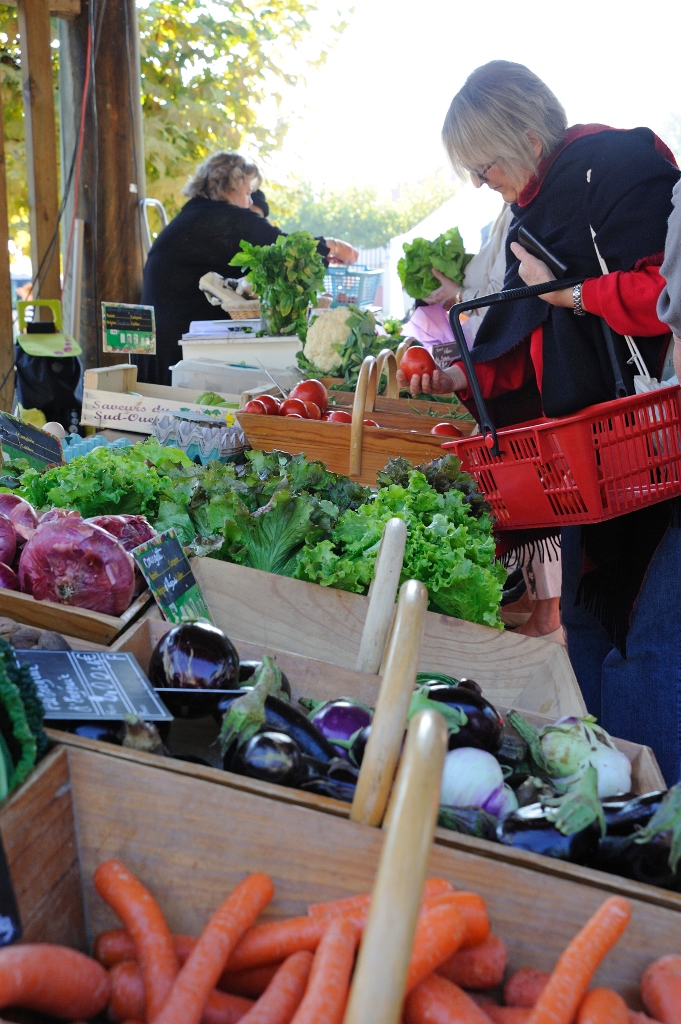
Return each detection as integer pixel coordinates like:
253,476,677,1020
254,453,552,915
424,269,463,309
510,241,574,307
326,238,359,265
396,365,466,396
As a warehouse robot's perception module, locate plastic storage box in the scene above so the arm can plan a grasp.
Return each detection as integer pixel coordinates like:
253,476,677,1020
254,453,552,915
171,359,302,396
323,265,383,308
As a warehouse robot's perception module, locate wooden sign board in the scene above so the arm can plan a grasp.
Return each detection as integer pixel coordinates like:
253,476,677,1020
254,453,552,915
15,649,171,721
132,530,213,624
81,384,236,434
0,413,63,469
102,302,156,355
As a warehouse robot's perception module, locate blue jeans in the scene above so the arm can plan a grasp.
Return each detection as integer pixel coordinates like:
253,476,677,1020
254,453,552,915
561,523,681,786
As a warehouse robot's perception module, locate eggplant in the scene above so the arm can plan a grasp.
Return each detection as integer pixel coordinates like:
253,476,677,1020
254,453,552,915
54,721,124,745
601,791,664,835
300,776,357,802
411,682,503,753
348,724,371,768
149,622,240,690
594,833,681,890
231,731,304,786
438,806,499,841
300,698,373,760
240,660,291,698
496,803,600,863
219,693,338,763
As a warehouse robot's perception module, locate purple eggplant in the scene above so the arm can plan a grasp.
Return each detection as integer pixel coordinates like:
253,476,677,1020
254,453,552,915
409,682,503,753
231,731,304,786
149,621,240,690
497,803,600,863
348,724,371,767
299,697,373,760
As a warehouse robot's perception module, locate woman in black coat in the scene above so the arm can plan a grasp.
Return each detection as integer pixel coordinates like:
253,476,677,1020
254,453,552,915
135,152,357,385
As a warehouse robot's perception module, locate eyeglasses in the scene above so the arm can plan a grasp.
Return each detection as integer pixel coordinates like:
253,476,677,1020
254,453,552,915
469,158,499,184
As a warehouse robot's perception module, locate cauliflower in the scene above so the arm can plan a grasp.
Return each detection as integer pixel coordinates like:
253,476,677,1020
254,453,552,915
303,307,353,374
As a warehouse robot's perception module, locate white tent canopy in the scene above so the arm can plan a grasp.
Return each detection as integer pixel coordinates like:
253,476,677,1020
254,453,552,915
384,183,504,318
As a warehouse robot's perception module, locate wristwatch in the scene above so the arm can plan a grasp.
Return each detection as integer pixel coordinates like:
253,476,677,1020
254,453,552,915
573,283,586,316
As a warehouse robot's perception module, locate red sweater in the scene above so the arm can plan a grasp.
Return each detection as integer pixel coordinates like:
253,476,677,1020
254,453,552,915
459,264,668,402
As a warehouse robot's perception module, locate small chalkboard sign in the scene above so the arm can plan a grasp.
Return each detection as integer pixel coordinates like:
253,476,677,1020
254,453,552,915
15,650,172,721
0,413,63,470
132,529,213,624
102,301,156,354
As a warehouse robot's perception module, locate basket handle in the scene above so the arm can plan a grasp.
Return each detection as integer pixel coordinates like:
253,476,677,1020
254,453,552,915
395,338,412,369
343,708,449,1024
349,356,376,477
376,348,399,400
449,278,584,456
355,517,407,674
350,579,428,826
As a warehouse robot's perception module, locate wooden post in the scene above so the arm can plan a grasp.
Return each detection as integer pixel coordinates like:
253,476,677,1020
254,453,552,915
59,0,145,369
17,0,61,306
0,85,14,411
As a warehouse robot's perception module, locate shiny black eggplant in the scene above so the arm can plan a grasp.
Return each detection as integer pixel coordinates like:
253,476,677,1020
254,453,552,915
239,661,291,698
230,731,304,786
497,803,600,863
601,792,664,836
419,682,503,753
348,724,371,767
52,721,124,745
594,833,681,890
218,693,338,763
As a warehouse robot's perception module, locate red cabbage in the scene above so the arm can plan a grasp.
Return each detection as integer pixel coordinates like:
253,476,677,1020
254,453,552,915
18,519,135,615
0,563,19,591
87,515,156,597
0,514,16,566
0,495,39,547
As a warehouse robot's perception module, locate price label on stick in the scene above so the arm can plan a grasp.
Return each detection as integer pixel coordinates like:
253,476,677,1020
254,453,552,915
14,650,172,721
0,413,63,470
102,301,156,355
132,529,213,624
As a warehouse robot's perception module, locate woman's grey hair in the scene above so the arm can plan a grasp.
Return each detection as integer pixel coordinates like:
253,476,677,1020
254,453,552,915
442,61,567,183
182,152,262,201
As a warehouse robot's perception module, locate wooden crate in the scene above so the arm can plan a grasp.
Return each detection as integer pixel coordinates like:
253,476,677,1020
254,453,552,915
5,740,681,1008
0,586,151,645
139,557,585,718
81,364,239,434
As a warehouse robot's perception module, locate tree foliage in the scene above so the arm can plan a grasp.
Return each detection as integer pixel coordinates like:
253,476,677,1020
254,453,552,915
265,175,458,249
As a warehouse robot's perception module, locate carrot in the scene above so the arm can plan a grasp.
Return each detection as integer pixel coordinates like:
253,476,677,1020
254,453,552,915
577,988,629,1024
0,944,110,1018
405,895,467,993
404,974,496,1024
227,904,367,973
504,969,551,1008
629,1012,663,1024
527,897,632,1024
94,859,179,1020
289,917,359,1024
152,872,274,1024
221,964,282,998
486,1008,532,1024
436,892,490,948
238,951,313,1024
641,955,681,1024
437,933,508,989
307,878,454,918
108,960,254,1024
96,929,197,970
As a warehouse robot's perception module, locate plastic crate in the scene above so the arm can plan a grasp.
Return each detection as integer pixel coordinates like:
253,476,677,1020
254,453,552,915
323,265,383,308
443,385,681,530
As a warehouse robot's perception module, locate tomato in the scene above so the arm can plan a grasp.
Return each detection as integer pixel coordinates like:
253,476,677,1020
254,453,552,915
257,394,281,415
363,419,379,427
325,409,352,423
303,401,322,420
279,398,308,417
289,379,328,411
285,412,305,418
430,422,464,437
400,346,436,379
242,399,268,415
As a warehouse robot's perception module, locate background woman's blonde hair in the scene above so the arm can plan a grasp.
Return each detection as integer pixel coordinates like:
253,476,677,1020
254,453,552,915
183,152,262,201
442,61,567,183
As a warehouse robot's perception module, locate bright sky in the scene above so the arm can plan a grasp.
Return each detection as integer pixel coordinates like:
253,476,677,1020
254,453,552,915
265,0,681,195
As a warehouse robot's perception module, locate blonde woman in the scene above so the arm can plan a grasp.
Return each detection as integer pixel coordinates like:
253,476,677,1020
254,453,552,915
137,152,357,385
398,61,681,782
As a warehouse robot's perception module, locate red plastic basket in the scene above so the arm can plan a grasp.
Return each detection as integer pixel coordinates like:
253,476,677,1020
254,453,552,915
443,385,681,530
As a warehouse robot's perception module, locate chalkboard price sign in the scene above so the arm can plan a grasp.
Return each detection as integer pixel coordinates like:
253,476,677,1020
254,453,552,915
132,529,213,624
0,413,63,470
16,650,172,721
102,301,156,355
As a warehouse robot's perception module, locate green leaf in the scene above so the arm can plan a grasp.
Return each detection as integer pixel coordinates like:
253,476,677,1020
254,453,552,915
634,784,681,872
544,766,605,837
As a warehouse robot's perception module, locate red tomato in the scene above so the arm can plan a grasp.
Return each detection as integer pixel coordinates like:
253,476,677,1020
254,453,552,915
400,346,436,378
325,409,353,423
257,394,281,415
363,419,379,427
303,401,322,420
430,422,464,437
279,398,308,417
289,379,328,411
242,399,268,415
285,412,305,418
